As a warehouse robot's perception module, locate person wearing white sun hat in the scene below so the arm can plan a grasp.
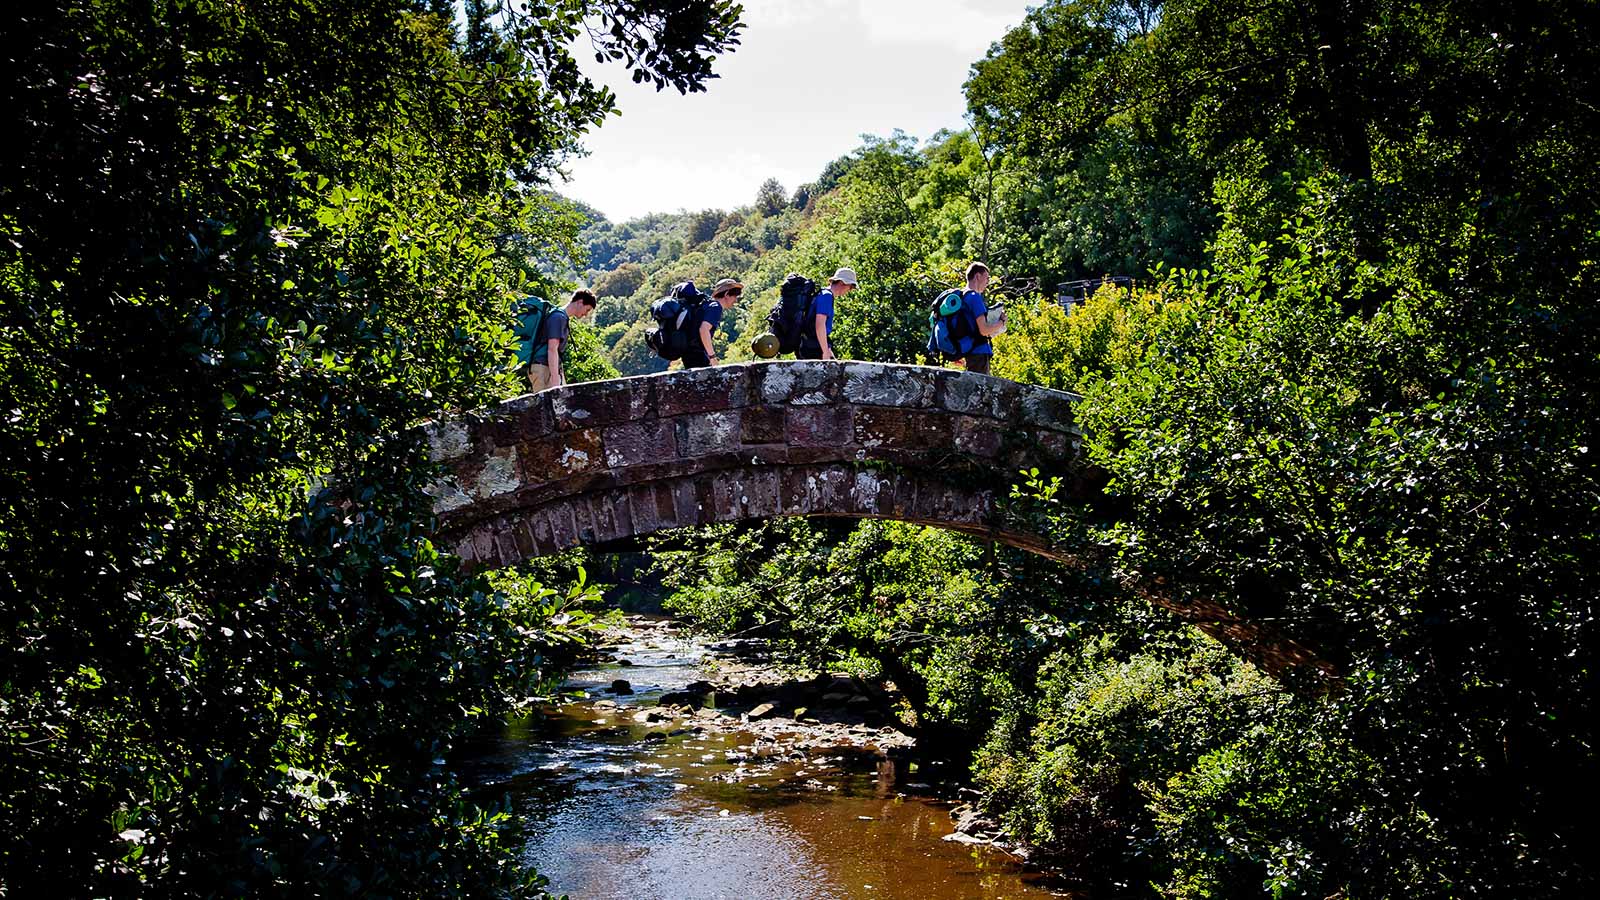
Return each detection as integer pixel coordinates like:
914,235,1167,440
799,266,858,361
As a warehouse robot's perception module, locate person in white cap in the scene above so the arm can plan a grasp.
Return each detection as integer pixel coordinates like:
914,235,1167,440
799,267,857,360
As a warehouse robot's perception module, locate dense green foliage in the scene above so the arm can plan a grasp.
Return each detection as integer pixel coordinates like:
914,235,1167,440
0,0,738,894
610,0,1600,896
8,0,1596,894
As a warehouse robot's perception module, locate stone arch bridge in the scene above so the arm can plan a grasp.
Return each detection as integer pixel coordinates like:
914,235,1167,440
422,361,1331,681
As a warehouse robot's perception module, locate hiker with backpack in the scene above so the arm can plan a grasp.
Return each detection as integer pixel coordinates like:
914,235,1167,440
927,261,1004,375
647,278,743,369
515,288,598,392
685,278,744,368
764,267,857,360
802,268,857,360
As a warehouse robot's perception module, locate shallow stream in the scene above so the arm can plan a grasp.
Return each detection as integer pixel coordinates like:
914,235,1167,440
460,619,1068,899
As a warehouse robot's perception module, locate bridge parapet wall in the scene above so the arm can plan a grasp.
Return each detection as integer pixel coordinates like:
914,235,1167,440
419,361,1085,567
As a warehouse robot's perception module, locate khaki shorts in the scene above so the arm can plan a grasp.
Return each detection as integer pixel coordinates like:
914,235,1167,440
526,362,552,392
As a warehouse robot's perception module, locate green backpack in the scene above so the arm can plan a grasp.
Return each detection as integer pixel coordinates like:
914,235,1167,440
512,296,559,366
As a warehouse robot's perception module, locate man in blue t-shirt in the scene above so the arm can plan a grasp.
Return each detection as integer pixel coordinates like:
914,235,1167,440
944,261,1005,374
683,278,743,369
798,267,858,360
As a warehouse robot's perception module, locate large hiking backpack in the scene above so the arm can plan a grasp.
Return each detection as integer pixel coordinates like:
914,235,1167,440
513,295,559,366
767,273,819,354
926,287,978,357
645,281,708,361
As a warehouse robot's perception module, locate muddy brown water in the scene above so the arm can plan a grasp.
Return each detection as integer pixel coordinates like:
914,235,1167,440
459,621,1069,899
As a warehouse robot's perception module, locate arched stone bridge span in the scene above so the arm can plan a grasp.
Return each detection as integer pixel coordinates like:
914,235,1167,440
424,361,1085,563
421,361,1332,681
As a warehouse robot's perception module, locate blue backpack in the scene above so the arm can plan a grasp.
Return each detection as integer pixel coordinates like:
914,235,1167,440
927,288,978,356
513,296,559,366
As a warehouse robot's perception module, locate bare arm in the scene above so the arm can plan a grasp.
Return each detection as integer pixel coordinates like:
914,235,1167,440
546,338,562,387
976,308,1005,337
699,321,717,364
814,313,833,359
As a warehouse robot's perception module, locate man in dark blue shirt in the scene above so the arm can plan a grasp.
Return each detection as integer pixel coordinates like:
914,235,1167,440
799,267,857,360
683,278,743,369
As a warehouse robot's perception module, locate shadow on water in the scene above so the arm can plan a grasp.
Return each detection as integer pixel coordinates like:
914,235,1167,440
459,620,1076,899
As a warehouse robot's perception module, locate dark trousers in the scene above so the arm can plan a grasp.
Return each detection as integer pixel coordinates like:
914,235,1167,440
944,353,990,374
796,343,823,360
681,347,712,369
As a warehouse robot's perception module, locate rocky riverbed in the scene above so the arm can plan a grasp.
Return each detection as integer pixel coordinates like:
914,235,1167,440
593,618,919,773
459,615,1068,899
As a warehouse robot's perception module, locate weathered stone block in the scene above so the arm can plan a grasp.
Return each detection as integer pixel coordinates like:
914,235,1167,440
425,476,473,515
676,410,741,457
854,407,953,451
626,484,663,536
650,481,682,530
951,414,1004,458
785,405,853,448
1006,428,1076,471
489,519,520,566
469,525,497,568
511,514,540,558
1034,428,1074,463
671,479,700,525
608,457,698,488
779,467,812,514
784,445,850,467
420,419,471,462
604,419,677,469
890,474,918,518
472,447,521,500
850,469,896,516
550,377,650,431
654,366,749,417
692,476,718,526
471,393,555,447
745,469,782,519
755,360,839,405
1016,384,1079,433
812,465,852,512
739,405,785,444
545,502,579,550
740,444,790,468
529,507,555,553
712,468,781,521
590,491,634,544
915,482,989,528
518,429,603,485
937,370,1018,420
570,496,600,544
843,362,936,408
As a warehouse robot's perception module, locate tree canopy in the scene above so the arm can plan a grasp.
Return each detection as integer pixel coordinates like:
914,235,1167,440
1,0,740,893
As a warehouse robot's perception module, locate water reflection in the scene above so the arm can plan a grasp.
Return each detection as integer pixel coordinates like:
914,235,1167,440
462,623,1069,899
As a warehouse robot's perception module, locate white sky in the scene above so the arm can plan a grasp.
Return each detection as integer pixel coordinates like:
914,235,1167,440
560,0,1037,221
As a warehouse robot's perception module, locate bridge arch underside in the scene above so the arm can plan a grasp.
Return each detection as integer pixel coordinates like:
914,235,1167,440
422,362,1333,682
443,460,1061,568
